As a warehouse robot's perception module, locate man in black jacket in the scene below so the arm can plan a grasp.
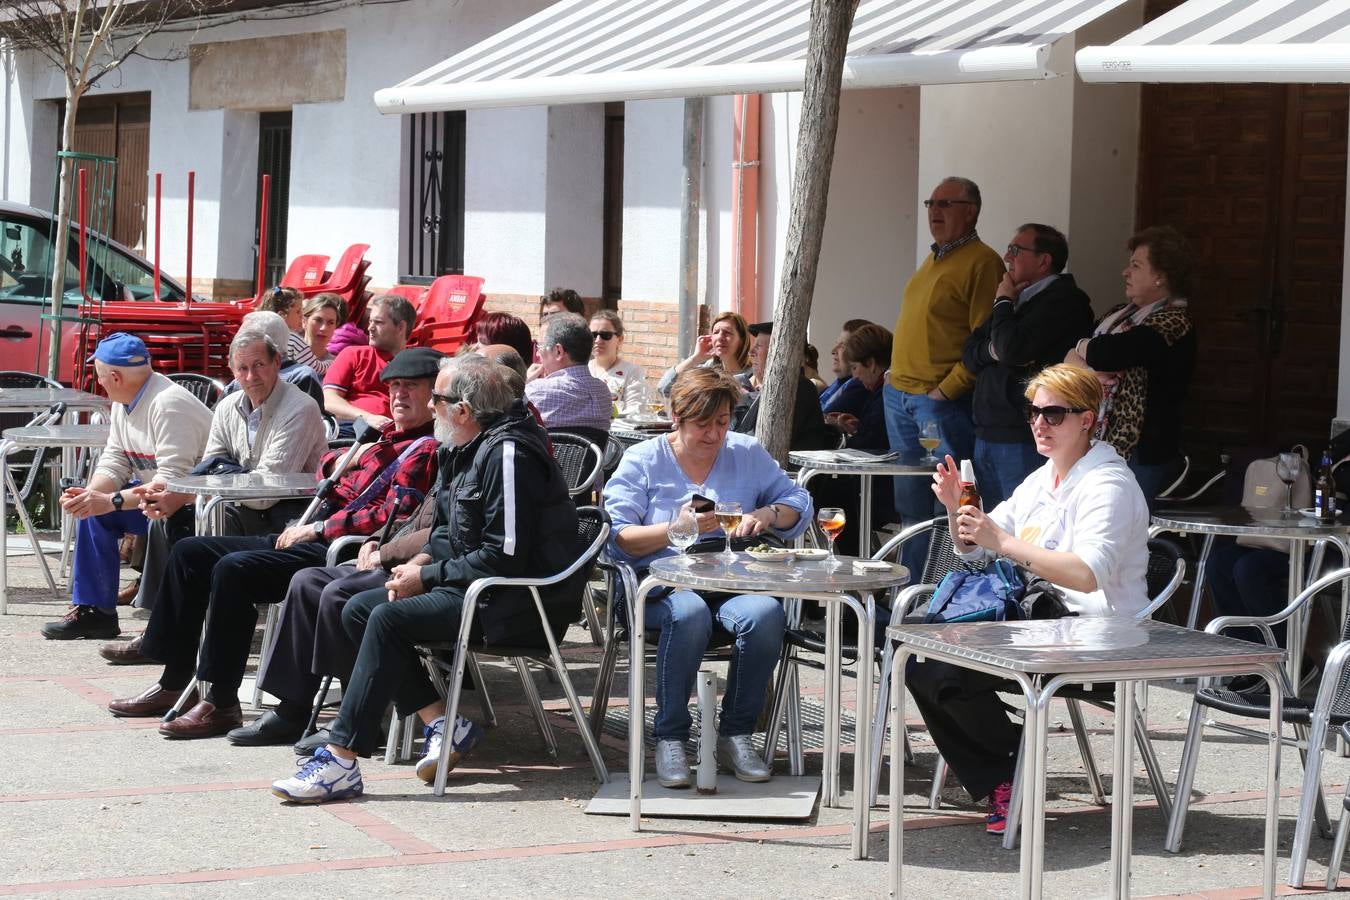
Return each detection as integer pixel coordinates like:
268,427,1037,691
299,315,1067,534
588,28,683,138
270,354,579,804
962,224,1094,509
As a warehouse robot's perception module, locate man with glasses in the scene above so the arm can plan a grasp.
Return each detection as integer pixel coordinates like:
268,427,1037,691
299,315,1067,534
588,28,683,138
525,312,612,445
962,224,1093,509
886,177,1005,567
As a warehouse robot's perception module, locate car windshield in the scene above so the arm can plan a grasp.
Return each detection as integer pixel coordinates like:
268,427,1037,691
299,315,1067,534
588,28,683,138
0,212,183,303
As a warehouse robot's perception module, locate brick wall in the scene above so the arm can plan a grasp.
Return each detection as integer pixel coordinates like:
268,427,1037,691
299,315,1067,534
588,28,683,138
610,298,682,386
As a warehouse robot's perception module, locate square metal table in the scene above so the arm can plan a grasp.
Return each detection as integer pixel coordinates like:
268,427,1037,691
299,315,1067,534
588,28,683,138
631,552,908,858
886,618,1285,899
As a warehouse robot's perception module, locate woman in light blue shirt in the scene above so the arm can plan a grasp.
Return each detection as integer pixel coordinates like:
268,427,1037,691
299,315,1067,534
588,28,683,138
605,368,812,789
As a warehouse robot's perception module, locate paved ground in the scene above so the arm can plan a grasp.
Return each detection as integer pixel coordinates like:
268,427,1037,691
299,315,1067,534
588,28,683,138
2,540,1349,898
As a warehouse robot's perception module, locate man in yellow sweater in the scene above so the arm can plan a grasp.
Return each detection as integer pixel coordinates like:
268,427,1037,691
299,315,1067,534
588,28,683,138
886,177,1004,566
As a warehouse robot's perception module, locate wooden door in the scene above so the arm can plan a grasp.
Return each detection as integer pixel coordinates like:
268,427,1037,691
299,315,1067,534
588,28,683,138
1138,80,1348,454
67,92,150,251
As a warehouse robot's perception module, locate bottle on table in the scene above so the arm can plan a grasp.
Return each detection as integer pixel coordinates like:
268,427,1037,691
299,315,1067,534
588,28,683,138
1315,449,1338,522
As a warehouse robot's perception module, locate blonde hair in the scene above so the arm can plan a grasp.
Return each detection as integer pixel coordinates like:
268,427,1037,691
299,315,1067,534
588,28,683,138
1024,363,1103,414
302,291,348,326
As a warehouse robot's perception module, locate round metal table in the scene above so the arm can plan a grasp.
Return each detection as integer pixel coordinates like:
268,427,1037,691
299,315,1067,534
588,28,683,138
1151,505,1350,679
162,472,318,536
628,553,909,859
0,387,110,415
0,424,113,614
788,450,932,556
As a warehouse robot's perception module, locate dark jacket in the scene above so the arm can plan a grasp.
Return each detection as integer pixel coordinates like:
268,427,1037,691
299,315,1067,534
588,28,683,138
379,486,439,568
736,373,832,451
419,400,580,646
963,273,1094,442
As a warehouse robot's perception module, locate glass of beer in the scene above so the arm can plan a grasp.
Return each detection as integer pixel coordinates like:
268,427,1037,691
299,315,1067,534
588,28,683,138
715,500,743,563
817,506,846,570
919,421,941,465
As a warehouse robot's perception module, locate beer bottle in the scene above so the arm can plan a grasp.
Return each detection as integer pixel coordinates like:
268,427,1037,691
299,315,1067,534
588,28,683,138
958,460,980,549
1316,449,1338,522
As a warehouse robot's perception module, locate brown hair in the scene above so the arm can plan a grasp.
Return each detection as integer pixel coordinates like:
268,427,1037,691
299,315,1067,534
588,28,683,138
669,367,742,424
589,309,624,337
709,311,751,369
1128,225,1193,298
843,323,893,368
302,291,348,326
1025,363,1103,418
259,285,303,316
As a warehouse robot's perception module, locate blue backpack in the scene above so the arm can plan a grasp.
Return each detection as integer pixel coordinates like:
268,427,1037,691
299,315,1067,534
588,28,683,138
923,558,1026,624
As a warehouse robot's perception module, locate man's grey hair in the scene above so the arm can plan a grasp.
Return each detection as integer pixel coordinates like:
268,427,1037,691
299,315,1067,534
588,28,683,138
370,294,417,340
240,311,292,360
229,329,280,363
940,176,982,213
441,353,516,426
542,312,592,365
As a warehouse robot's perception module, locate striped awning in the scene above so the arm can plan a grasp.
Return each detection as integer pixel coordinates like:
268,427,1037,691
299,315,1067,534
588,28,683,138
375,0,1130,114
1077,0,1350,83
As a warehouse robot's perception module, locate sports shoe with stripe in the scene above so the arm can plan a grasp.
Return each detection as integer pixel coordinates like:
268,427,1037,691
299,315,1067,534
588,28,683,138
271,747,364,804
986,781,1013,835
415,714,484,784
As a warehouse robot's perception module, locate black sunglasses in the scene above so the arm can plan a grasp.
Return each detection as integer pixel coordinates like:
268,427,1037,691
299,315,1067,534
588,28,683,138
590,330,617,341
432,392,461,406
1024,403,1088,426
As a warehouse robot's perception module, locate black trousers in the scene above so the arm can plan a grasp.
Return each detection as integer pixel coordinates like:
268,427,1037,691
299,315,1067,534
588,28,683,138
907,659,1021,802
327,585,480,757
139,534,329,703
258,566,386,711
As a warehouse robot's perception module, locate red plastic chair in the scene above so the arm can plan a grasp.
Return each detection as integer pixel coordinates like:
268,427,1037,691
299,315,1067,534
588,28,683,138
384,284,427,310
279,254,330,290
312,244,371,295
417,275,485,326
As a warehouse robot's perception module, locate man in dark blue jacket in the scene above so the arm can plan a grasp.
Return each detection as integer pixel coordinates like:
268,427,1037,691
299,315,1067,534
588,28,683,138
963,224,1094,509
270,354,579,804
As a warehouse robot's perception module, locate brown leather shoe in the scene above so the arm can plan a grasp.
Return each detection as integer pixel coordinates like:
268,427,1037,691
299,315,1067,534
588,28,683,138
158,700,243,740
117,579,140,606
99,635,152,665
108,683,197,718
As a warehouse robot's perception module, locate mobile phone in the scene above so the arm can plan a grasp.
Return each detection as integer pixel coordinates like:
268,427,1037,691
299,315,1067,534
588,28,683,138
59,476,84,492
690,493,715,513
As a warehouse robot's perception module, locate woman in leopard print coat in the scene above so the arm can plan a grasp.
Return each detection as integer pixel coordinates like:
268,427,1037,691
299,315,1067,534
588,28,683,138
1066,226,1196,508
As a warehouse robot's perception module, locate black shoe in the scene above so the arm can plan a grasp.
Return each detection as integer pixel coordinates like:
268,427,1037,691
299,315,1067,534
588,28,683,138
227,710,307,747
42,605,119,640
294,727,331,755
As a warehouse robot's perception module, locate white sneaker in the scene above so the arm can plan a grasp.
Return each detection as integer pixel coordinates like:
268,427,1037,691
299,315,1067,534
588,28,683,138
271,747,363,804
655,738,691,788
718,734,771,782
416,714,483,784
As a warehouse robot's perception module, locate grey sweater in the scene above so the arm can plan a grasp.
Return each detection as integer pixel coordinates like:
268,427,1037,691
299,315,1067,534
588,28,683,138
203,379,327,509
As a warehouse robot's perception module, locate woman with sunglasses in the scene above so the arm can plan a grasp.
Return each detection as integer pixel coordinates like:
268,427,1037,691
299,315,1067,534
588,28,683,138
913,362,1149,836
587,310,647,417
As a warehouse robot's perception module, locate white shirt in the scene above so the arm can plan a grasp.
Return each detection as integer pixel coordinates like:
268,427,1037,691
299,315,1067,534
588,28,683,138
589,358,648,417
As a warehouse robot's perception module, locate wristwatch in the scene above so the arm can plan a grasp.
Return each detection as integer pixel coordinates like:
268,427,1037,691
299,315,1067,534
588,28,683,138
110,491,124,511
312,520,324,538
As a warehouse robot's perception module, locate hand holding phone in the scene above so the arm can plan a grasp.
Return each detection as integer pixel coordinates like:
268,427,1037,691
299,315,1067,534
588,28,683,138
690,493,715,513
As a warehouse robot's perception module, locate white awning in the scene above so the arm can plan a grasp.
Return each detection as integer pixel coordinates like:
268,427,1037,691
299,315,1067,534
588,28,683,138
375,0,1131,114
1077,0,1350,83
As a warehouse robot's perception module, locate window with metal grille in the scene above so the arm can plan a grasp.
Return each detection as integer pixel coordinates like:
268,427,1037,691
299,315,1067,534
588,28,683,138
402,111,466,281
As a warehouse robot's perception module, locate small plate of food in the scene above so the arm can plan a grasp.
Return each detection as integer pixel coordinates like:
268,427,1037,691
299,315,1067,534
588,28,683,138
744,544,796,563
794,548,829,561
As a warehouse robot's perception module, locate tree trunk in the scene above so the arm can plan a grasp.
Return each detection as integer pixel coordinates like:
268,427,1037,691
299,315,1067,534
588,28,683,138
754,0,858,464
47,86,80,381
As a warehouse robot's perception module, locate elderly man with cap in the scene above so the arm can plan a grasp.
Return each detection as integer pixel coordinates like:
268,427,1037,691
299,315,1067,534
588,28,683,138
106,347,444,739
42,333,213,640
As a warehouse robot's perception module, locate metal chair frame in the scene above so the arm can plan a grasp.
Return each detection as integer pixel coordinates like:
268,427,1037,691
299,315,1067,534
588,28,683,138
548,430,605,645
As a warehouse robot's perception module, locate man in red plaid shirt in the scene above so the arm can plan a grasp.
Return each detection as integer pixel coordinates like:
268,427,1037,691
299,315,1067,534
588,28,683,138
104,348,444,739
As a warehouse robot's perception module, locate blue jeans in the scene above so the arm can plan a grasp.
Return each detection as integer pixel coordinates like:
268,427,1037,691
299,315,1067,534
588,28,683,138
1128,457,1183,513
973,438,1043,512
647,589,785,741
1205,540,1291,647
883,384,975,572
71,507,149,610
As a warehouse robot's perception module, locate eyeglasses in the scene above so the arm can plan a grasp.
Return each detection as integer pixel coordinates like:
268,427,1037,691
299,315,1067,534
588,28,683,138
1005,243,1043,258
590,330,617,341
923,199,976,209
432,392,461,407
1023,403,1089,426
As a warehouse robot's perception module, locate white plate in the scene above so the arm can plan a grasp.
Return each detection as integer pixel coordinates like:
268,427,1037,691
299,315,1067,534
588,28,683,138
794,548,829,561
745,548,795,563
1298,507,1341,519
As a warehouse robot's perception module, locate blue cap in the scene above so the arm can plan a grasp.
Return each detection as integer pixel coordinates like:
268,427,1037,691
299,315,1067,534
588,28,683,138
89,332,149,367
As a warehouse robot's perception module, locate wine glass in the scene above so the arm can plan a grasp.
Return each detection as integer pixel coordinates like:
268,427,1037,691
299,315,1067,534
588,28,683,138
714,500,742,563
1276,452,1303,518
817,506,846,570
666,509,698,565
919,421,941,465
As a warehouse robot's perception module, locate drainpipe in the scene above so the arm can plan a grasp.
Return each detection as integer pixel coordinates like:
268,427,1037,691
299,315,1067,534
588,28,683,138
677,97,704,359
732,93,761,322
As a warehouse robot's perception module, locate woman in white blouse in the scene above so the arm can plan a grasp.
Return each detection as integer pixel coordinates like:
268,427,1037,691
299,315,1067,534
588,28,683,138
587,310,647,417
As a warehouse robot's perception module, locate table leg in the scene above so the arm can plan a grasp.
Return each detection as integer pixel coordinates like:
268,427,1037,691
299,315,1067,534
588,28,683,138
1288,545,1307,682
851,592,876,860
1109,679,1136,898
0,440,10,614
6,463,56,594
629,578,653,833
1019,679,1044,900
1260,663,1283,895
860,475,873,557
1187,533,1214,631
59,446,75,580
889,645,910,898
822,600,840,807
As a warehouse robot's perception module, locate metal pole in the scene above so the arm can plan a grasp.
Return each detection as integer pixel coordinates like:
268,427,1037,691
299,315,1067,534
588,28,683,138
153,172,161,301
256,173,271,298
677,97,704,359
185,171,195,308
77,168,87,302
